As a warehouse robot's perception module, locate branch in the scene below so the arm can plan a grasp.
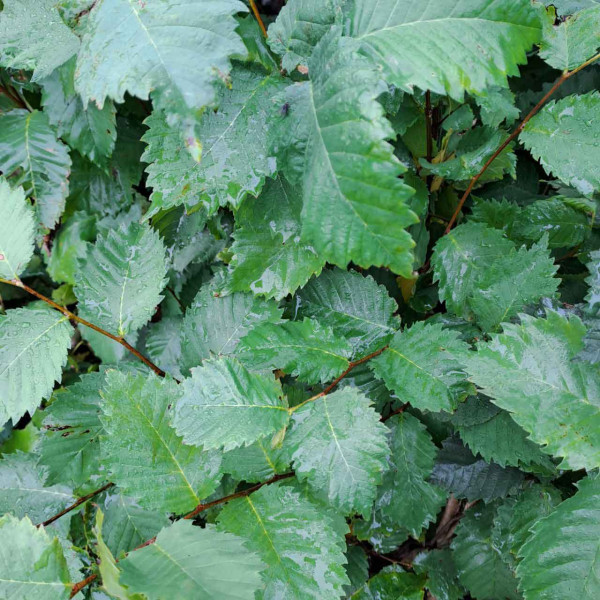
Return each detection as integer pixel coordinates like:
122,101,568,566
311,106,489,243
182,472,295,521
68,472,295,597
290,345,388,412
249,0,267,38
0,277,167,378
39,483,114,528
444,51,600,235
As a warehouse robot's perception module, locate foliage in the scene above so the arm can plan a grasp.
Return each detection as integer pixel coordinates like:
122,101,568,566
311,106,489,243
0,1,599,599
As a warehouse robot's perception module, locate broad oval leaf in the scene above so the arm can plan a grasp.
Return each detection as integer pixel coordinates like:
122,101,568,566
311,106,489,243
267,0,342,71
465,311,600,470
38,372,104,490
218,482,350,599
99,370,222,514
521,92,600,196
346,0,545,100
0,109,71,228
174,356,289,451
75,221,167,337
236,317,352,384
269,29,417,275
119,521,265,600
371,321,473,413
223,176,325,300
75,0,248,120
0,304,72,424
143,64,286,218
0,515,71,599
0,176,35,280
517,475,600,599
0,0,79,81
294,268,399,358
286,388,390,516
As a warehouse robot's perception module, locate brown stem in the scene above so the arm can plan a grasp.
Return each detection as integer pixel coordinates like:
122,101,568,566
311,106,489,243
0,278,166,378
291,345,389,412
39,483,114,528
69,472,295,597
444,51,600,235
249,0,267,37
382,402,410,422
70,574,97,597
425,91,433,163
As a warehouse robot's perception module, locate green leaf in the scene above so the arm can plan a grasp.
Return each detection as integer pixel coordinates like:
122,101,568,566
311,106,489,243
221,438,290,483
174,356,288,451
75,221,167,337
346,0,545,100
142,63,286,218
38,372,104,490
286,388,389,516
493,484,561,557
269,29,417,275
99,370,222,514
452,503,520,600
431,438,524,502
0,515,71,599
344,546,369,597
119,521,264,600
465,311,600,470
586,249,600,315
223,176,325,300
366,413,446,539
267,0,342,72
371,322,472,413
520,92,600,196
432,223,559,329
41,57,117,166
93,509,138,600
47,211,96,285
351,566,427,600
236,318,352,385
0,0,79,81
180,288,283,372
75,0,248,121
452,396,554,472
0,304,72,424
468,237,559,330
518,475,600,599
512,198,591,248
540,6,600,70
144,316,183,381
413,549,464,600
218,482,350,599
0,109,71,228
294,268,399,358
0,176,35,279
475,87,520,129
0,451,74,524
432,223,514,316
101,493,169,558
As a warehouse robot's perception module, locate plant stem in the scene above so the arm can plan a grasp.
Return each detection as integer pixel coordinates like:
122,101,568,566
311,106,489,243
0,277,166,378
68,472,295,597
249,0,267,37
444,51,600,235
39,483,114,528
290,345,388,412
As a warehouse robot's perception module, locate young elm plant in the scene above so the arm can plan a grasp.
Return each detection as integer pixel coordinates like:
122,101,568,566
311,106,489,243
0,0,599,599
